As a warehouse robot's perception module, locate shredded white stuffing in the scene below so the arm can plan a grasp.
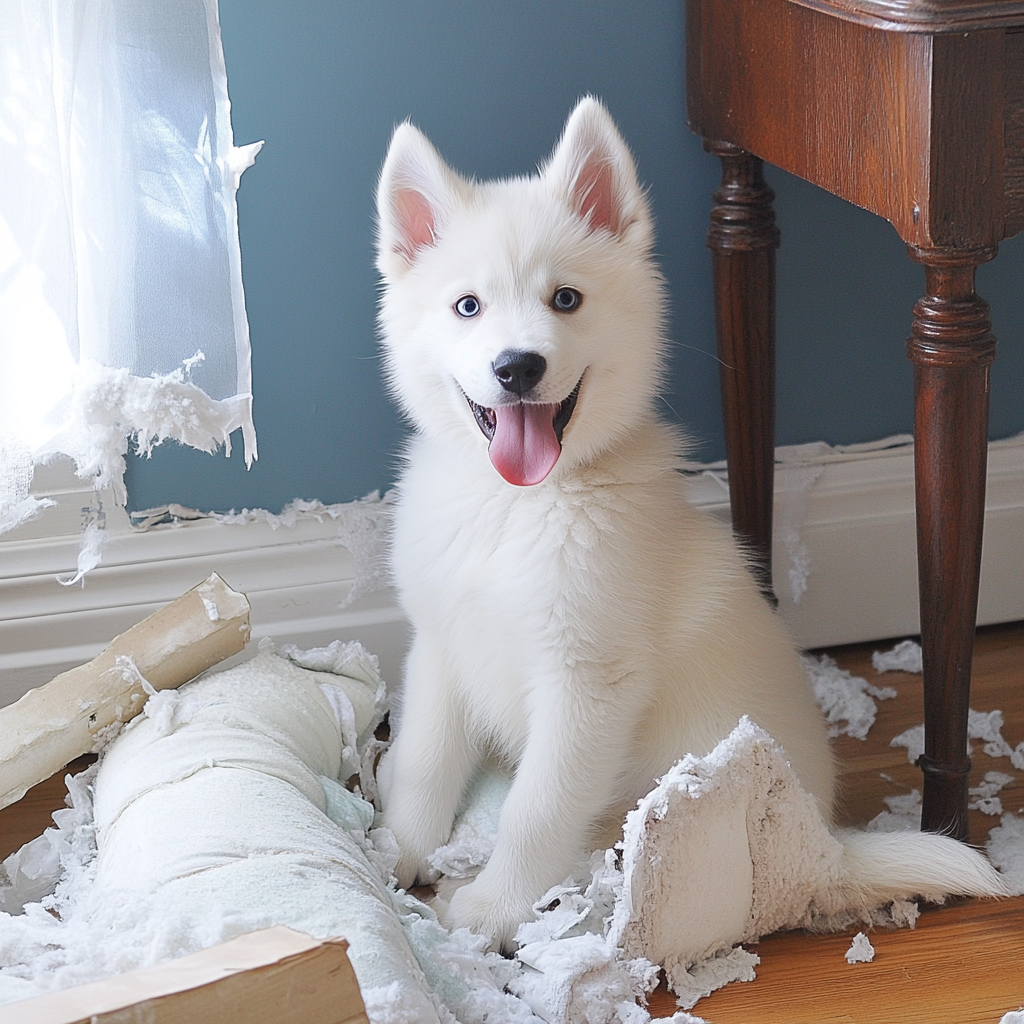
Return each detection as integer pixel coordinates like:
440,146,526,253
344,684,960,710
428,768,510,879
872,640,923,675
891,709,1024,769
666,948,760,1011
986,814,1024,896
131,492,395,609
867,791,922,833
802,653,897,740
969,772,1016,817
1000,1010,1024,1024
3,650,1016,1024
844,932,874,964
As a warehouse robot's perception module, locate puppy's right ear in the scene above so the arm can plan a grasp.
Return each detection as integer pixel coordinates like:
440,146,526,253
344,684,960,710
376,123,461,279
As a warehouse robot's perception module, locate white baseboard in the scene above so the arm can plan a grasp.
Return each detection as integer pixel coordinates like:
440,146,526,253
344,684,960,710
2,437,1022,709
0,479,408,708
682,433,1024,649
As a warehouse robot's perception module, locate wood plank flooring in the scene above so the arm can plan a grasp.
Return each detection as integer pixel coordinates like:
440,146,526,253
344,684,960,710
2,623,1022,1021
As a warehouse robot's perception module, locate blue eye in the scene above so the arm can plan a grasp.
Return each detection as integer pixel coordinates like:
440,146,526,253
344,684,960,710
552,287,582,312
455,295,481,318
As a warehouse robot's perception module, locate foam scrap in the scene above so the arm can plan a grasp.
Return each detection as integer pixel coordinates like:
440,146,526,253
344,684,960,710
872,640,923,674
892,709,1024,768
666,948,759,1010
890,725,925,764
802,653,896,740
986,814,1024,896
428,766,510,879
867,791,922,833
510,932,658,1024
845,932,875,963
970,772,1016,817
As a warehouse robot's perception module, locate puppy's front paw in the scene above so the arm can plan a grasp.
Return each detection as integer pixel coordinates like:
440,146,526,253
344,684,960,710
377,812,440,889
444,875,534,954
392,843,439,891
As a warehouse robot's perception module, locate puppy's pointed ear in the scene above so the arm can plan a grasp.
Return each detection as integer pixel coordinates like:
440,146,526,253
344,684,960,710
544,97,647,240
377,122,461,278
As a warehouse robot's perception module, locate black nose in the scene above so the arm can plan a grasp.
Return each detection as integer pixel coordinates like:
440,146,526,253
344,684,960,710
493,349,546,396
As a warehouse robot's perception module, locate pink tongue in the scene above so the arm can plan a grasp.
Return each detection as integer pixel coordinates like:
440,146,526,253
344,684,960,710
488,403,562,486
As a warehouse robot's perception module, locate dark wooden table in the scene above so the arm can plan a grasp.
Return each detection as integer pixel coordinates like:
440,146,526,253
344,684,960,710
686,0,1024,841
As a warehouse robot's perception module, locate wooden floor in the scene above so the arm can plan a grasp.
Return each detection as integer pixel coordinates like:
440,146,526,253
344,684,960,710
2,623,1022,1022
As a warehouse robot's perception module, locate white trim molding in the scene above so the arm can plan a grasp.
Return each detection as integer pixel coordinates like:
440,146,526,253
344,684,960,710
2,435,1022,708
682,432,1024,649
0,466,407,708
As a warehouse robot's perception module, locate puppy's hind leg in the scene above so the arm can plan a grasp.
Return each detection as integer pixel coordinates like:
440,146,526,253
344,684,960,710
378,631,477,889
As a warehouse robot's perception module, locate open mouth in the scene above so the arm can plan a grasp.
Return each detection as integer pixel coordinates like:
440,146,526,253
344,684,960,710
464,375,583,487
466,376,582,445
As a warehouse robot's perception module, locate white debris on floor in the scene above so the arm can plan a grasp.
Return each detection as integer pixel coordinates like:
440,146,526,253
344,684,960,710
2,634,1020,1023
0,643,695,1024
866,791,923,834
871,640,923,675
970,772,1017,817
802,653,896,740
891,709,1024,770
869,638,1024,912
987,814,1024,896
844,932,875,964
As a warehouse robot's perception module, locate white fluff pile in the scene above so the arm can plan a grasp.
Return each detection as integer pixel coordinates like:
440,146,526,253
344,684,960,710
0,639,1018,1023
0,645,691,1024
801,652,896,740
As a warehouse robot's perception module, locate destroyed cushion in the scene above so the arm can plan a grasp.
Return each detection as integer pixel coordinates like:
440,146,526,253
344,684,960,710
1,648,444,1022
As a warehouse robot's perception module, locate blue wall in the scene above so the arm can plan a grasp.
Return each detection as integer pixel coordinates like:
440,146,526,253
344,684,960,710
124,0,1024,513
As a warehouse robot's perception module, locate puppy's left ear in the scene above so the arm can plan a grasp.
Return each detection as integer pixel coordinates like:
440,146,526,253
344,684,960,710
544,97,649,240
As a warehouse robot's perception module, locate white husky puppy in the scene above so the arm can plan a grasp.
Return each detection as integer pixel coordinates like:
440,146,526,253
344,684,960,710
374,98,1006,949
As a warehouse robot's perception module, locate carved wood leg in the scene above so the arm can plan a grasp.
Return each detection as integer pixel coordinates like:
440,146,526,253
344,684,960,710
705,141,780,603
906,244,998,842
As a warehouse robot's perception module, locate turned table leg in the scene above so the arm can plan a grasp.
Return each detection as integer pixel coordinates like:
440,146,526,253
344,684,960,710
705,141,780,603
906,244,998,842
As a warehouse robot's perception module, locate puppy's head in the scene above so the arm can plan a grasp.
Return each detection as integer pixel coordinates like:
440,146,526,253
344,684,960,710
376,98,666,485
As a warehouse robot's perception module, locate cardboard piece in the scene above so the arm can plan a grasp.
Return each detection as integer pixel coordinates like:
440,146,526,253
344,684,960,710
2,926,368,1024
0,573,250,810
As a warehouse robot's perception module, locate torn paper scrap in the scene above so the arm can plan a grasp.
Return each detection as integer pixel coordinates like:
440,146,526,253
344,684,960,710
892,709,1024,768
803,653,896,740
969,772,1016,817
845,932,875,963
666,947,760,1010
872,640,923,675
867,790,922,833
986,813,1024,896
130,492,396,610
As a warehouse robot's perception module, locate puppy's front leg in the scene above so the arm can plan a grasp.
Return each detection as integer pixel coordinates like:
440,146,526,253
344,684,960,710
378,633,477,889
446,683,638,950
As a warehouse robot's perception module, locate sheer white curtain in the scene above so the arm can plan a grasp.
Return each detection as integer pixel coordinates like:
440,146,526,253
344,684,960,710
0,0,259,575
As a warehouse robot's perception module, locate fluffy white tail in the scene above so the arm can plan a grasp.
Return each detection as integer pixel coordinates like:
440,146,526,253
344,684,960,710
837,829,1012,905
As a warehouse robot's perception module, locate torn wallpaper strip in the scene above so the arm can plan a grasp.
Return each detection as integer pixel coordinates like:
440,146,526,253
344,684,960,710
0,0,260,578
